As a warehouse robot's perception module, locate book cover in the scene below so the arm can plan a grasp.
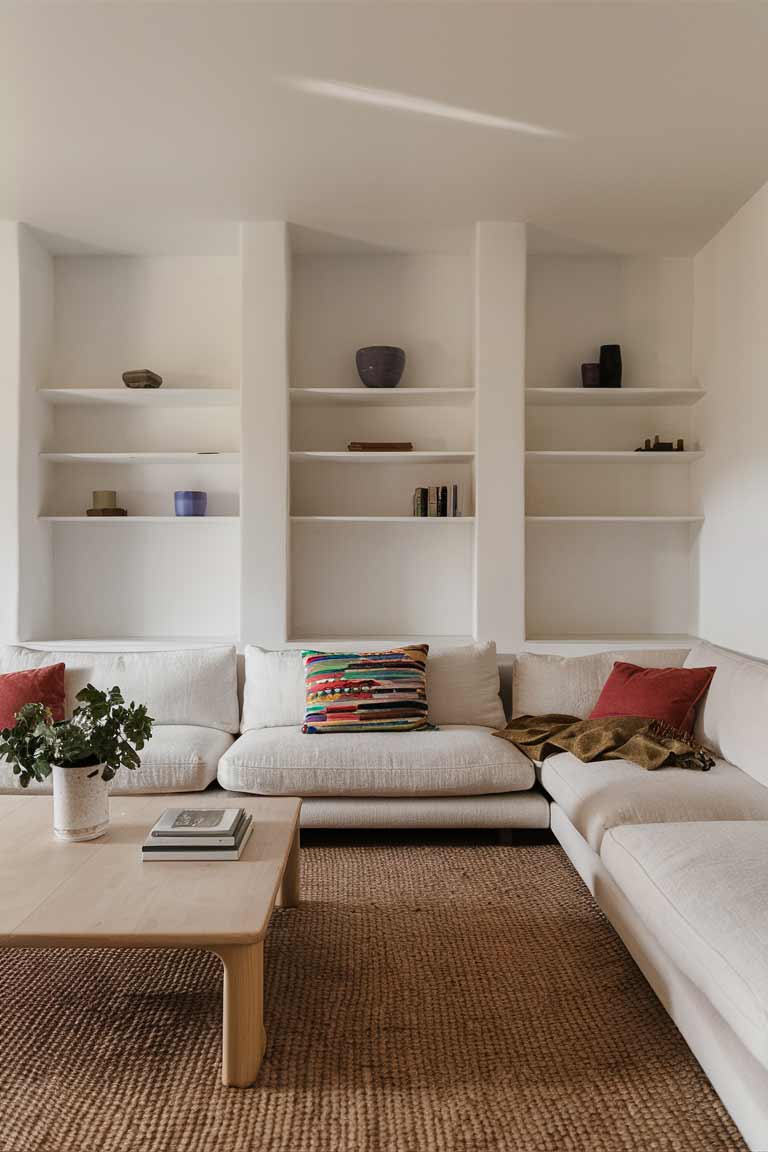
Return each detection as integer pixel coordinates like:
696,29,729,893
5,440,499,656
151,807,244,838
147,812,250,849
439,486,448,517
428,486,438,517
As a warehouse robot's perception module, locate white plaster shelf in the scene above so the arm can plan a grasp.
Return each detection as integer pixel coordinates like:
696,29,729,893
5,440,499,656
525,388,705,407
290,388,475,406
290,516,475,524
40,389,240,407
525,515,704,524
41,452,240,463
288,634,475,647
290,451,474,464
526,451,704,461
525,634,697,648
39,516,239,524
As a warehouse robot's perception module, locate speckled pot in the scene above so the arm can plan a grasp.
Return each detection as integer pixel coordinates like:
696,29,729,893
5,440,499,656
52,762,109,841
355,346,406,389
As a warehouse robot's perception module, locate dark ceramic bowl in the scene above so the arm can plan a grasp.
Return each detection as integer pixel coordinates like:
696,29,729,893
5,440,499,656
355,346,406,389
175,491,207,517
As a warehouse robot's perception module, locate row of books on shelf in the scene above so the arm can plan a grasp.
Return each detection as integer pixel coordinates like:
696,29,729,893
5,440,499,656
413,484,463,517
141,807,252,861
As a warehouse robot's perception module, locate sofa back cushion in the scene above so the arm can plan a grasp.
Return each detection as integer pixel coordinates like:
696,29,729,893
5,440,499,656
0,646,239,733
589,661,716,734
427,642,506,728
241,642,507,732
685,640,768,787
512,649,690,719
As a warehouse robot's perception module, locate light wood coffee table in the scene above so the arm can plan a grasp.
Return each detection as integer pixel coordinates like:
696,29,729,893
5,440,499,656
0,792,301,1087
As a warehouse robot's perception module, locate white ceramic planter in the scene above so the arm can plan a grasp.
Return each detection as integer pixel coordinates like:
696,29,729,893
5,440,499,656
52,762,110,842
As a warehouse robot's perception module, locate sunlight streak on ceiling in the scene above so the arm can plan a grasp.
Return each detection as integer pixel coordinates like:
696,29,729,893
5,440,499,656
281,77,566,139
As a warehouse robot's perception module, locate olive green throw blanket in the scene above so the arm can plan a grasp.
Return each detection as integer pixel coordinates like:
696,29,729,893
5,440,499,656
494,714,715,772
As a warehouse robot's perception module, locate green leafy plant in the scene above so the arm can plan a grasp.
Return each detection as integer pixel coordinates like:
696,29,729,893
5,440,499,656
0,684,154,787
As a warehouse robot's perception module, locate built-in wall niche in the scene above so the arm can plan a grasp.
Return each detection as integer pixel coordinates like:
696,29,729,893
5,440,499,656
523,251,701,643
526,521,698,641
290,457,475,518
50,243,240,392
50,521,240,641
41,457,240,518
526,456,696,518
20,228,243,642
290,244,473,393
290,397,474,453
286,229,478,642
290,521,475,641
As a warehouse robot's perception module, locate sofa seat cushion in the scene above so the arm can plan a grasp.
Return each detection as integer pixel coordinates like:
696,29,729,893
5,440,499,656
602,821,768,1071
0,726,232,795
540,751,768,851
218,725,535,797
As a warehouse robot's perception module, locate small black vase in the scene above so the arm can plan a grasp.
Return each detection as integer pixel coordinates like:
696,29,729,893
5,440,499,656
599,345,622,388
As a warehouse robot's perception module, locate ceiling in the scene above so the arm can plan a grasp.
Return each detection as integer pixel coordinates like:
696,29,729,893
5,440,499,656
3,2,768,255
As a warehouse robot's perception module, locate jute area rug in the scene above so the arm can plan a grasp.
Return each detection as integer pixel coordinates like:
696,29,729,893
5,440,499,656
0,841,744,1152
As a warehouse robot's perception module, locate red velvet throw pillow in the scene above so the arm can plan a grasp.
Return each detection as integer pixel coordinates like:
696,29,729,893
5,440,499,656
0,664,66,729
589,662,716,734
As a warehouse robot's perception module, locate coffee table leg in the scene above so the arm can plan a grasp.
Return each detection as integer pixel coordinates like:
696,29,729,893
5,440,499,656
214,942,266,1087
276,823,300,908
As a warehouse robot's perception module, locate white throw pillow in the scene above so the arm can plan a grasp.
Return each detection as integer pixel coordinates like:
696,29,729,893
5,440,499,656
427,642,506,728
513,648,690,719
240,642,507,731
241,646,306,732
685,639,768,787
0,645,239,733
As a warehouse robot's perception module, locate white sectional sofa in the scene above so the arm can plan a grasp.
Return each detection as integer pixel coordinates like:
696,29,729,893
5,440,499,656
515,639,768,1151
0,645,239,793
1,636,767,1147
218,642,549,828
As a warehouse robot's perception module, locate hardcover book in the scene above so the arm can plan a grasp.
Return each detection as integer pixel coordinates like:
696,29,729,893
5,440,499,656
150,807,244,838
141,819,253,862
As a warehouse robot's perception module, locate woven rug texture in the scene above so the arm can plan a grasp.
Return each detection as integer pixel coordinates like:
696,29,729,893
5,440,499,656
0,842,745,1152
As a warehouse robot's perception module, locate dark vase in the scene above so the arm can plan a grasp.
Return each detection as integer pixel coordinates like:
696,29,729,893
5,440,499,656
581,363,600,389
355,346,406,389
599,344,622,388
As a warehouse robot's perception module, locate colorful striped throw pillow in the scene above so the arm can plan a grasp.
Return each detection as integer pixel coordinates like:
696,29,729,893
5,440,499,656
302,646,432,733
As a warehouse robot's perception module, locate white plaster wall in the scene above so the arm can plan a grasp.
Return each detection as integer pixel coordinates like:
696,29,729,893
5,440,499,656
240,222,290,648
693,179,768,657
475,223,527,651
17,226,54,640
0,223,20,643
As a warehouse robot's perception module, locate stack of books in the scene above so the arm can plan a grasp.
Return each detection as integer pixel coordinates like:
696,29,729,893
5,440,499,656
141,807,253,862
413,484,462,517
348,441,413,452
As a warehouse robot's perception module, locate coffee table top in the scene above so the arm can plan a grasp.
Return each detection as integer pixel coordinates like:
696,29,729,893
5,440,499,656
0,794,301,948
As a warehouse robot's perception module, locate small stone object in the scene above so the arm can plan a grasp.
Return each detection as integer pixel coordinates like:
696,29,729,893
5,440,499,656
122,369,163,389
